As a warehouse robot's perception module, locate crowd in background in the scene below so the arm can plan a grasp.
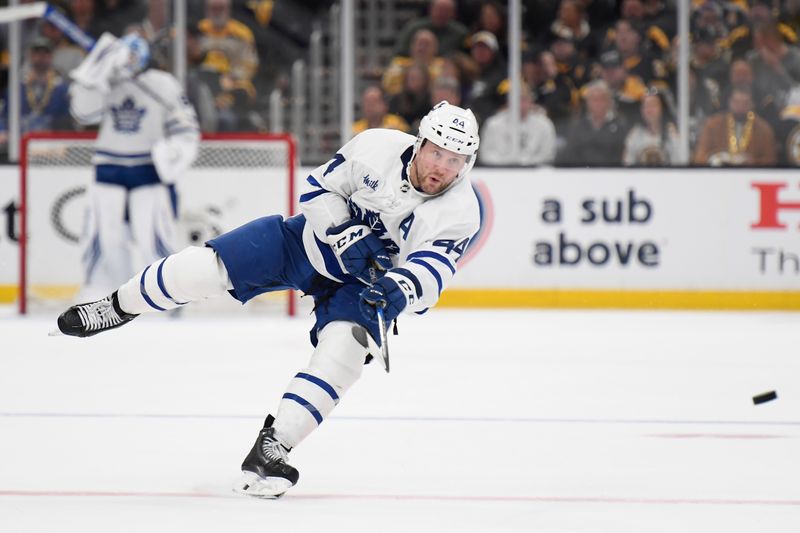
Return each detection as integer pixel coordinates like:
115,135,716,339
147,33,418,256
2,0,800,167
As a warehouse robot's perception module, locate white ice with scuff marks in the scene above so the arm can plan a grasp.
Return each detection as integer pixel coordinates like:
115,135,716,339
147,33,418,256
0,308,798,532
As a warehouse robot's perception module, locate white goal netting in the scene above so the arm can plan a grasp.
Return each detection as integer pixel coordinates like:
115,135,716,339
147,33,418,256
20,133,298,315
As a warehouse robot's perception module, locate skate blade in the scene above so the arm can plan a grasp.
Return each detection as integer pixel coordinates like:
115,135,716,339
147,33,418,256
48,329,64,337
232,471,293,499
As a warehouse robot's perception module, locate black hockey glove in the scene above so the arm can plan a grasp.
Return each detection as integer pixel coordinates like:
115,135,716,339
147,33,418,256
326,219,392,284
359,276,406,324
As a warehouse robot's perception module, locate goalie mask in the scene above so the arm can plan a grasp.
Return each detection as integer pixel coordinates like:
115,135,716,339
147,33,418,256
119,32,150,76
411,101,480,195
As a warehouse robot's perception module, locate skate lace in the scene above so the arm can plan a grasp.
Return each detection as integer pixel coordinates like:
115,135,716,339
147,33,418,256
260,432,290,464
76,297,124,332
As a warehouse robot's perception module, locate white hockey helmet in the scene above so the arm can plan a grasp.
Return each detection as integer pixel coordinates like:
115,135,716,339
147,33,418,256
412,101,480,193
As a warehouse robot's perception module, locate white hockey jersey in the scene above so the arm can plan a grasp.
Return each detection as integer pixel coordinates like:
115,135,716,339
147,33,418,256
69,69,200,169
299,128,481,314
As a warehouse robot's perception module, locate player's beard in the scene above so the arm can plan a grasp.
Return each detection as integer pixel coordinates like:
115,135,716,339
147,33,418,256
411,159,454,195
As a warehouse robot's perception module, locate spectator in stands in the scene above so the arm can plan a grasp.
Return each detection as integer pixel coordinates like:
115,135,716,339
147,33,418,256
642,0,676,39
549,35,589,89
393,0,469,58
352,86,410,136
439,54,477,104
95,0,147,37
612,19,669,88
613,0,671,56
389,63,431,133
748,21,800,127
559,80,627,166
724,1,797,60
69,0,102,40
693,88,776,166
782,0,800,37
534,49,577,137
776,87,800,165
623,90,679,165
0,37,71,150
430,75,462,107
186,26,218,132
37,19,86,79
197,0,260,131
543,0,596,60
479,85,557,166
727,58,754,99
597,48,646,126
691,26,728,96
467,30,507,122
471,1,507,56
383,29,444,96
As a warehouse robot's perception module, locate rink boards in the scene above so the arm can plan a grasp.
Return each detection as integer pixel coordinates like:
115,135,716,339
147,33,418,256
0,165,798,310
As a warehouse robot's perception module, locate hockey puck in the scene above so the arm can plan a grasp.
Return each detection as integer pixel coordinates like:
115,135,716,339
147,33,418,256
752,390,778,405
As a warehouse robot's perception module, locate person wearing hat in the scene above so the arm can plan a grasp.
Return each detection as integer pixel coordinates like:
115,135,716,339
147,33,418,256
468,30,507,122
591,48,647,126
0,37,71,152
691,25,728,94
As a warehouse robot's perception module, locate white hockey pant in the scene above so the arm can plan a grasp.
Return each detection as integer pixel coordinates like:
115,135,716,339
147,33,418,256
273,321,370,449
82,182,177,298
117,245,231,314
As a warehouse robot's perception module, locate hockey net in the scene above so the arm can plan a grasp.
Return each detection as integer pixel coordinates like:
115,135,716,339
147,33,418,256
19,132,297,315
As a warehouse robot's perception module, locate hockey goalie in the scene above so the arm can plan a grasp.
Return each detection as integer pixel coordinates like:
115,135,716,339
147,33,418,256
69,31,200,300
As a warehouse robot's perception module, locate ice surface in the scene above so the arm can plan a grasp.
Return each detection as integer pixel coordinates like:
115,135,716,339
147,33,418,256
1,308,798,532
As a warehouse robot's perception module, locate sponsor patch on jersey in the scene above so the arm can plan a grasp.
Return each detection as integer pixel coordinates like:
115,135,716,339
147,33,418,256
111,97,146,133
362,174,379,190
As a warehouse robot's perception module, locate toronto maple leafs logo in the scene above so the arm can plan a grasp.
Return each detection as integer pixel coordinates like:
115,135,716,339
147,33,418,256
111,97,146,133
348,199,400,255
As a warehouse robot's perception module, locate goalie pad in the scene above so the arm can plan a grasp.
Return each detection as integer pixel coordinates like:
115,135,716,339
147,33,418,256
69,33,130,92
152,134,200,184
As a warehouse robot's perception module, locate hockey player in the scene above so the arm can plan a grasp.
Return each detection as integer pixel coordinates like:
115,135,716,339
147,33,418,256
69,32,200,300
55,101,480,499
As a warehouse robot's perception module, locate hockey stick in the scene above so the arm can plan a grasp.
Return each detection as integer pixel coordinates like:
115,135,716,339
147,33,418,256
40,4,176,112
368,266,391,373
0,2,47,24
376,305,390,373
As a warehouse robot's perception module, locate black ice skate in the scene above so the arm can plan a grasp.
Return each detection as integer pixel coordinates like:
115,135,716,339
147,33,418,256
234,415,299,499
57,291,138,338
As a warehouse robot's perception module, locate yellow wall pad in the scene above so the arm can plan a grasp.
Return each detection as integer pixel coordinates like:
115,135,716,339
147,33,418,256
437,289,800,311
3,285,799,311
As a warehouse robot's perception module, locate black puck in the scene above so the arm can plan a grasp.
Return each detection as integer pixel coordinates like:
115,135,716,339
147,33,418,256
752,390,778,405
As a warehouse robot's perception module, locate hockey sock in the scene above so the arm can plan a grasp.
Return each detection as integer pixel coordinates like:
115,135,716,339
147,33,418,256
273,322,369,448
117,246,231,314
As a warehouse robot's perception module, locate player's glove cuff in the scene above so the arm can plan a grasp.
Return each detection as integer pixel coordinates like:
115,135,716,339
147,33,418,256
359,275,407,324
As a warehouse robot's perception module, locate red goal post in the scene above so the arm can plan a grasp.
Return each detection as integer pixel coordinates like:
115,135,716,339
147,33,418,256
19,132,298,316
